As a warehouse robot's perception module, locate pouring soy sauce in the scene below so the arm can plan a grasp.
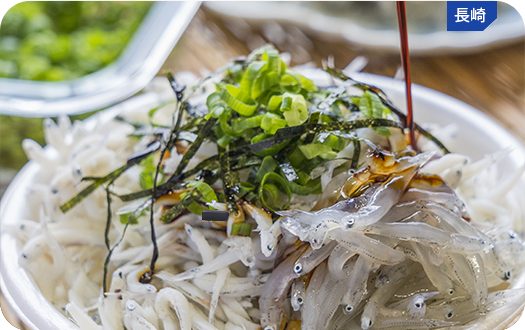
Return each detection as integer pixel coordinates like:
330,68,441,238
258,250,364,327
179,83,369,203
396,1,417,150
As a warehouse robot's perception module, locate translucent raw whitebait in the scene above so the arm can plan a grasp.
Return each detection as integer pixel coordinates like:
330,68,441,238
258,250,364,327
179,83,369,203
123,300,159,330
327,229,405,265
292,241,336,277
66,301,104,330
328,245,357,280
290,276,306,311
363,222,452,247
375,259,415,288
164,237,255,282
209,268,230,324
242,202,275,257
301,262,328,330
259,245,308,330
155,288,192,330
193,274,270,297
342,256,377,312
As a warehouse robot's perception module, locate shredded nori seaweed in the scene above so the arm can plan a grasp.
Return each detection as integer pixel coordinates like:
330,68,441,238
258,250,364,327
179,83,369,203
60,164,129,213
324,67,451,154
159,189,202,223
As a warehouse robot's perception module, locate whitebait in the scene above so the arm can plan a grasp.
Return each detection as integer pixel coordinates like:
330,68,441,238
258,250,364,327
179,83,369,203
327,245,357,280
259,244,308,330
193,274,270,297
155,288,192,330
12,50,525,330
163,237,255,282
290,276,306,311
327,229,405,266
342,256,377,312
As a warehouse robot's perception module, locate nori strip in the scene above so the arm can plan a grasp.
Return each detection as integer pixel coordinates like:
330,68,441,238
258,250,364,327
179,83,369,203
167,72,186,101
129,127,171,139
60,124,167,213
226,118,403,158
220,145,240,214
114,115,147,129
351,138,361,169
101,180,142,295
230,157,263,172
159,189,202,223
60,164,129,213
117,155,221,202
172,117,217,177
117,153,258,202
126,140,161,166
280,162,299,182
102,180,114,294
324,67,451,154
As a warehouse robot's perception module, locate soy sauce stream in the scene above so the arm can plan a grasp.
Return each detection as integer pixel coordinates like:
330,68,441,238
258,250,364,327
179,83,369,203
396,1,417,150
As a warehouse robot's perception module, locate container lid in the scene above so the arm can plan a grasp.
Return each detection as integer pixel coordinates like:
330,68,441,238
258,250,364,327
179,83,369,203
0,1,201,117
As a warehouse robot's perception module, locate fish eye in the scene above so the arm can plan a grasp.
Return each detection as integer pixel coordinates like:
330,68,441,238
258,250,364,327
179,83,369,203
297,297,303,304
312,238,319,245
448,289,454,295
345,218,355,229
415,303,422,309
505,271,511,280
345,305,354,313
294,263,303,274
126,301,136,311
369,320,373,327
267,244,273,251
447,312,453,318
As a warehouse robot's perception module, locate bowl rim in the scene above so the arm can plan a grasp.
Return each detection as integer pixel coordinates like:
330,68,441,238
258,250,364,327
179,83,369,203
204,1,525,56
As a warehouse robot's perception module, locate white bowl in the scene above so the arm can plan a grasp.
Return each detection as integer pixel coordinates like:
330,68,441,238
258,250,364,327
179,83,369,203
2,74,525,329
204,1,525,56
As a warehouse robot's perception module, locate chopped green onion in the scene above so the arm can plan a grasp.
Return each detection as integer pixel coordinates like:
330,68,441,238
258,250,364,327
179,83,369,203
238,182,255,197
206,92,227,119
231,223,252,236
259,172,292,211
322,134,345,152
139,154,164,190
240,61,267,95
256,156,279,182
219,84,258,116
231,114,264,132
120,213,136,225
288,179,322,196
268,95,283,112
281,92,308,127
280,73,301,93
187,181,218,203
261,113,287,134
298,144,337,160
359,90,384,119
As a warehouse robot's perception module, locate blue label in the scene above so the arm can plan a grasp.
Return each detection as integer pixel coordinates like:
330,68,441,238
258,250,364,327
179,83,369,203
447,1,497,31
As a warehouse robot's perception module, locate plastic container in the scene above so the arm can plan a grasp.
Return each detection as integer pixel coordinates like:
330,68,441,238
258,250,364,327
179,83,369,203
0,1,200,117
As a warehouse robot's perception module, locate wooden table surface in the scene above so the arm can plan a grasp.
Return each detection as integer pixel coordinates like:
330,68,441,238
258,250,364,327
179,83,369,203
2,5,525,329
